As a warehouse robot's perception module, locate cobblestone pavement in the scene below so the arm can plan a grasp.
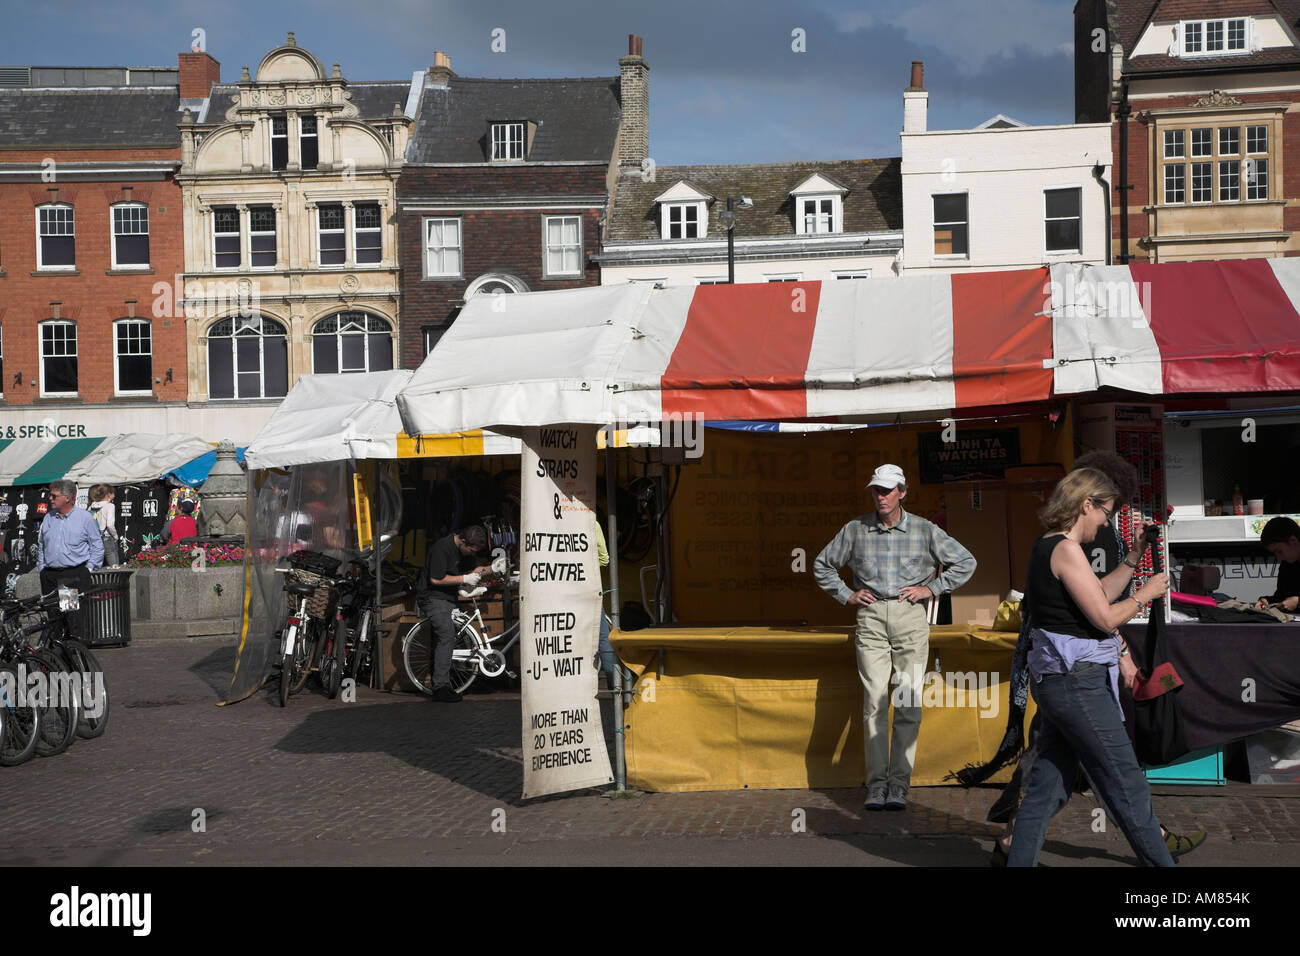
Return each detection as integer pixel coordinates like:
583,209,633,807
1,636,1297,866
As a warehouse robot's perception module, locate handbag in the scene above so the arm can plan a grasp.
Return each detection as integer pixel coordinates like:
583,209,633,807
1131,596,1191,765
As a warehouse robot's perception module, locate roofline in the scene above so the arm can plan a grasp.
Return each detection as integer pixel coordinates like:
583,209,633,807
0,86,180,93
631,158,900,174
401,160,609,167
902,122,1110,136
1122,61,1300,80
595,232,904,261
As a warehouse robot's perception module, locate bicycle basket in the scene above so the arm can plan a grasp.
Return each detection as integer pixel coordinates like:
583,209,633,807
286,569,338,620
287,549,342,577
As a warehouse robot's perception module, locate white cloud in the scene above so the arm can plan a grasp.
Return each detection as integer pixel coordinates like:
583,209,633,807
884,0,1070,71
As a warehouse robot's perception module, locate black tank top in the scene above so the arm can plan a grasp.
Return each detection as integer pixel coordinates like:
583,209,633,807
1024,534,1110,641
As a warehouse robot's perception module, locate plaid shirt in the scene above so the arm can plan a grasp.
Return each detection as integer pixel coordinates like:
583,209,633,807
813,509,976,604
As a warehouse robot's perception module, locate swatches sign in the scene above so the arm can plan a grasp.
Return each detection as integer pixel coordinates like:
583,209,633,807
519,424,613,799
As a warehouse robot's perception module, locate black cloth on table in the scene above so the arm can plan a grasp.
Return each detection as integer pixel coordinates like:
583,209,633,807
1120,622,1300,751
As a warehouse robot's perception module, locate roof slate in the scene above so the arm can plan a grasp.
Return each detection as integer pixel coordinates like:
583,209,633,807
0,87,180,148
605,159,902,242
407,76,620,163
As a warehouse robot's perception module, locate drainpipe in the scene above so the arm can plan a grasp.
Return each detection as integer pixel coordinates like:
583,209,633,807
1117,75,1132,264
1093,163,1111,265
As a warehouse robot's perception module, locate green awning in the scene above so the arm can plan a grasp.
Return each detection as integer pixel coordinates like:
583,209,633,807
12,437,106,486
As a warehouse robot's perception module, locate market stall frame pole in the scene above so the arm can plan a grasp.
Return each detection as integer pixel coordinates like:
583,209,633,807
604,439,630,793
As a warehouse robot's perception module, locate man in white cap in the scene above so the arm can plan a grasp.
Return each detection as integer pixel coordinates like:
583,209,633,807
814,463,976,811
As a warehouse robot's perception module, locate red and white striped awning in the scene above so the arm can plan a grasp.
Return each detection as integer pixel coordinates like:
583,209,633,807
397,270,1054,432
395,259,1300,434
1049,258,1300,396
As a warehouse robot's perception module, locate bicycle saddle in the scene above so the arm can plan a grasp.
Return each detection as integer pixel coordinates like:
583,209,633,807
286,581,316,597
458,586,488,599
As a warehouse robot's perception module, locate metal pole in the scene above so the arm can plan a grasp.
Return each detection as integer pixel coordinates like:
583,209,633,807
726,196,735,284
604,437,626,792
372,464,384,689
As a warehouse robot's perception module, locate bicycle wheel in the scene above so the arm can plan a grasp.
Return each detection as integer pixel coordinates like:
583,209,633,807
290,620,319,695
322,617,345,699
277,627,294,708
447,620,480,694
61,639,108,740
401,620,434,696
0,662,40,766
30,651,78,758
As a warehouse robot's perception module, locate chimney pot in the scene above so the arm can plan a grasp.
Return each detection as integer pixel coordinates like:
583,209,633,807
287,31,296,47
629,34,643,57
909,60,924,90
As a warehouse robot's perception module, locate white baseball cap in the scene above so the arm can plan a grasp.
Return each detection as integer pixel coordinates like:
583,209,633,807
868,464,906,490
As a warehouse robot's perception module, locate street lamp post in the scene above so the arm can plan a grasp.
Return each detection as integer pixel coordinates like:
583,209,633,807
719,195,752,283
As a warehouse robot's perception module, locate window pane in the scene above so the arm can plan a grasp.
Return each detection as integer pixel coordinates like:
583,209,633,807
45,356,77,393
320,233,345,265
1219,160,1240,201
249,207,274,232
934,224,968,256
1228,19,1246,50
115,233,149,266
236,335,260,374
251,235,276,267
355,204,380,230
1219,126,1239,155
367,333,393,371
214,208,239,233
340,334,366,373
118,354,151,392
1163,129,1184,158
1247,125,1268,154
319,205,344,230
933,193,967,223
356,231,381,263
42,236,75,266
1248,158,1268,200
312,334,337,374
214,236,240,269
1045,219,1080,252
1044,188,1079,219
209,340,234,398
1164,164,1185,203
1191,128,1212,157
263,334,288,397
237,371,262,398
1184,22,1202,53
1191,162,1212,202
1206,20,1223,52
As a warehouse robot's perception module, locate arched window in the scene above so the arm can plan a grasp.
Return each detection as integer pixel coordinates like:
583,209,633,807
311,312,393,374
464,273,529,298
207,314,288,399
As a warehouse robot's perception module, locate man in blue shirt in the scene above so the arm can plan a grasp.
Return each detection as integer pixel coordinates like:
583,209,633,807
37,479,103,638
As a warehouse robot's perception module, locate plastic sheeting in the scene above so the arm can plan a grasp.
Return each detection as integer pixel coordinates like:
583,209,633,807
0,433,213,486
225,460,353,704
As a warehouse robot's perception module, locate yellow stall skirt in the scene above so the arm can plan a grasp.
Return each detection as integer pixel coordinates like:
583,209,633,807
611,625,1035,793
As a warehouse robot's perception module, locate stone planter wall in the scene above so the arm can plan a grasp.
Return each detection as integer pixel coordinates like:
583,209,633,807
14,564,246,640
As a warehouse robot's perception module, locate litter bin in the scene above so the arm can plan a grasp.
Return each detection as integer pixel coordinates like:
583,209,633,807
85,568,134,647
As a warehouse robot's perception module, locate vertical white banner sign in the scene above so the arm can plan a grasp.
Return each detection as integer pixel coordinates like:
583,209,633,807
520,424,613,799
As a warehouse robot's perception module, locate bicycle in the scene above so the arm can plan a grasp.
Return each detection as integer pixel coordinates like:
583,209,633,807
0,588,81,758
274,550,342,707
333,537,414,692
401,586,522,695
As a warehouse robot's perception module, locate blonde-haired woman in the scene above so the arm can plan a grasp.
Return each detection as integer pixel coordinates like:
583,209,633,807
1008,467,1172,866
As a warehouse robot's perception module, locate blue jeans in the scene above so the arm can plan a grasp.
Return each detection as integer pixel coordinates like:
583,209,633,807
1008,661,1174,867
597,612,618,687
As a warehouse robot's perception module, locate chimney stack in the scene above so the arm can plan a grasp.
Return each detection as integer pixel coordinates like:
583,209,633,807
178,51,221,99
428,50,453,87
903,59,928,134
618,34,649,175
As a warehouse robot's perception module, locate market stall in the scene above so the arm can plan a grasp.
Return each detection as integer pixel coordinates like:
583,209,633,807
395,259,1300,793
227,370,524,703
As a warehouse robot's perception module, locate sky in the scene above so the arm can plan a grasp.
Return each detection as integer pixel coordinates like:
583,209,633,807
0,0,1081,164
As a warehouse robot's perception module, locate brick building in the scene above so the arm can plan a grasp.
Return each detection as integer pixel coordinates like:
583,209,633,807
1076,0,1300,262
0,60,195,434
395,40,635,366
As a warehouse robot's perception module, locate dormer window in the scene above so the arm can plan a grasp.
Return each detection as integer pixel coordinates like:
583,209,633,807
800,197,837,234
491,122,524,161
665,203,701,239
1180,18,1249,56
653,181,713,241
789,173,847,236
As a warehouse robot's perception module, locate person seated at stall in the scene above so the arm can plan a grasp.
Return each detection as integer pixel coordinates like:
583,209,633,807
1256,516,1300,613
166,500,199,546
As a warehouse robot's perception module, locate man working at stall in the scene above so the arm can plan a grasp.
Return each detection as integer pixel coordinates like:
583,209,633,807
417,524,493,703
37,479,103,640
814,464,976,811
1256,516,1300,613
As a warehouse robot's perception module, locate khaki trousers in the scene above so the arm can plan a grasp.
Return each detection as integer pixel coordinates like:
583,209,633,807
855,599,930,790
